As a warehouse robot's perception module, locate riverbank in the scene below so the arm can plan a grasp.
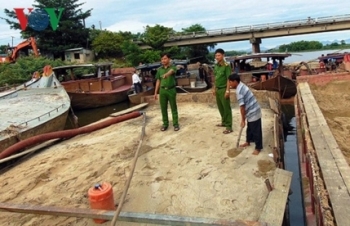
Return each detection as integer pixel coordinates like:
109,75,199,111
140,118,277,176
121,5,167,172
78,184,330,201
0,102,277,225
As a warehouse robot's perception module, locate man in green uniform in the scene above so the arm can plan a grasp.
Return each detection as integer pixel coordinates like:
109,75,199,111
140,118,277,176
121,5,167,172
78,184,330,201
213,48,233,134
154,53,179,131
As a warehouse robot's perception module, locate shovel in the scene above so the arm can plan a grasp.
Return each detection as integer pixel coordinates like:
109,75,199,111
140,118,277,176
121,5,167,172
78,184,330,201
227,126,244,158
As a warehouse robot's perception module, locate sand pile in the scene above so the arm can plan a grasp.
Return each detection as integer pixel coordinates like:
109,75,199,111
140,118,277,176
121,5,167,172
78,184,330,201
0,103,276,225
310,80,350,164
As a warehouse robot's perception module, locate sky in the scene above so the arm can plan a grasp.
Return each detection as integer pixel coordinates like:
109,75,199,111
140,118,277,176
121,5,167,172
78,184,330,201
1,0,350,51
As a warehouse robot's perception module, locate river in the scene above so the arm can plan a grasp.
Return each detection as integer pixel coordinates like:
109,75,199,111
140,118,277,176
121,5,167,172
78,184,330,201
64,101,132,129
284,48,350,63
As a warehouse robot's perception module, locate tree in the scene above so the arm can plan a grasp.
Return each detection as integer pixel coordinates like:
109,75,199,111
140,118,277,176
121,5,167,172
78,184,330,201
92,31,126,59
4,0,92,59
0,45,9,54
121,40,143,66
141,25,174,50
278,40,323,52
180,24,216,61
341,40,346,45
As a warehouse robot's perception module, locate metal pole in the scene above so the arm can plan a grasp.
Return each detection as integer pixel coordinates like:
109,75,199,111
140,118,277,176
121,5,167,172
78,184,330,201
0,202,268,226
99,21,102,30
11,36,14,47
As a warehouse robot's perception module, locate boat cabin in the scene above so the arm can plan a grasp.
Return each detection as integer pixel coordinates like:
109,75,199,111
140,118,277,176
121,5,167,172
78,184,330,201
318,52,350,71
53,62,127,93
226,53,291,83
135,60,190,88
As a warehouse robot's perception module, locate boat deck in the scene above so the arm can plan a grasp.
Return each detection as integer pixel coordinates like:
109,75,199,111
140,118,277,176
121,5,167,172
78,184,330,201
0,91,292,225
180,81,208,92
0,87,69,136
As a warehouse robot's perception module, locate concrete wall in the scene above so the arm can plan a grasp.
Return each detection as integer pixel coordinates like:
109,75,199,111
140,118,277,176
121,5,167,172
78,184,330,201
65,49,94,63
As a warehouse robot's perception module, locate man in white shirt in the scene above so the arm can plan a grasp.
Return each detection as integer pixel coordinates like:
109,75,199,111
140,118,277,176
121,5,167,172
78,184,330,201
132,70,142,93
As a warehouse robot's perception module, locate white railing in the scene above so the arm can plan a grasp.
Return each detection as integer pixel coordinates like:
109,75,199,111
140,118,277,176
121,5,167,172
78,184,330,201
134,14,350,43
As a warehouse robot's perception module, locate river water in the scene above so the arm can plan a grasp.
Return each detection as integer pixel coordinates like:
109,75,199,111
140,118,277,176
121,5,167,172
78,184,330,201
284,48,350,63
64,101,132,129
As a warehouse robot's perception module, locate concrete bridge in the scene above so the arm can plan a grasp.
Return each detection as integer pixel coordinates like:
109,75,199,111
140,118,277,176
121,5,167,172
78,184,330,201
135,14,350,52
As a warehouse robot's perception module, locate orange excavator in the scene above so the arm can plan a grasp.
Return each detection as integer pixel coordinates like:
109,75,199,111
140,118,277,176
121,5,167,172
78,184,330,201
0,37,39,63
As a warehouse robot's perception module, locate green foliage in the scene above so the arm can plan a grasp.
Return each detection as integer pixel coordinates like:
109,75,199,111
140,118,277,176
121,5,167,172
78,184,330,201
0,45,9,54
180,24,216,62
278,40,323,52
120,40,143,66
4,0,92,59
165,46,187,60
140,50,161,63
0,56,66,86
92,31,125,59
141,25,174,50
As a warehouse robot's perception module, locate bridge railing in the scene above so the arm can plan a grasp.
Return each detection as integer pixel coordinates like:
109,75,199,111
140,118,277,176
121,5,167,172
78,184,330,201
133,14,350,43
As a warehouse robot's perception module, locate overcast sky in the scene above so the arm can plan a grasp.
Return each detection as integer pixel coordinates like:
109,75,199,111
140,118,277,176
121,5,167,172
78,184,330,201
1,0,350,51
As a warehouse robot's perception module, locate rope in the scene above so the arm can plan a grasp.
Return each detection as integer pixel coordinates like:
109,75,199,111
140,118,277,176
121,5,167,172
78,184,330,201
110,112,147,226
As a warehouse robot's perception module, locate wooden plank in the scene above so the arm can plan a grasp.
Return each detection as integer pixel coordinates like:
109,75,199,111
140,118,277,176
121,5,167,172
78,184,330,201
0,202,268,226
272,114,279,164
299,82,350,226
110,103,148,117
259,168,293,226
269,97,280,114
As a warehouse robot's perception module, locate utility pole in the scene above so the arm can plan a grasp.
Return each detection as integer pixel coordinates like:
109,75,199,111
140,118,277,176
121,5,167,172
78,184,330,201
11,36,14,47
99,21,102,30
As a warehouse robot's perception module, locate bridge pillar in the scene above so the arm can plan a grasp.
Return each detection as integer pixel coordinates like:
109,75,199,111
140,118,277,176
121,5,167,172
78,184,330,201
250,37,261,54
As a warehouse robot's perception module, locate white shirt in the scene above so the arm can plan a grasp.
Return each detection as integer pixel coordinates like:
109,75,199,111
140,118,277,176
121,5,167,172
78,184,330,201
132,73,141,83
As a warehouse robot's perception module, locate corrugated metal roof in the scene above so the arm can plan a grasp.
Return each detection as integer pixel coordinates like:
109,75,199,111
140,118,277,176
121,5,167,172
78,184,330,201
226,53,291,61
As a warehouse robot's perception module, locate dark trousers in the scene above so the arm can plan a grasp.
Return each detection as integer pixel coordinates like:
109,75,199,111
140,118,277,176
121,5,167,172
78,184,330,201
134,82,142,93
246,118,263,150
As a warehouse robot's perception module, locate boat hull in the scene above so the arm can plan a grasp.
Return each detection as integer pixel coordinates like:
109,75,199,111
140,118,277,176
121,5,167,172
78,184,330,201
69,88,129,110
0,110,69,153
250,76,297,99
128,88,154,105
0,75,71,154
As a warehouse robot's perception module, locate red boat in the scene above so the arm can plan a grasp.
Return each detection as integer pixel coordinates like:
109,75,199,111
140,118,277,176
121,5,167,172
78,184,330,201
53,63,132,110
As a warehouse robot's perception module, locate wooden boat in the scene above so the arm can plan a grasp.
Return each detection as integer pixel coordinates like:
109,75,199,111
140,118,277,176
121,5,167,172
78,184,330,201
53,63,131,110
0,66,71,153
128,87,155,104
249,74,297,99
136,60,210,94
227,53,297,98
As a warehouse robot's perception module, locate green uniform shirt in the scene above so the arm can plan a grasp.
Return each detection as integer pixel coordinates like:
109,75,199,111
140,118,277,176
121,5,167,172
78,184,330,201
156,65,177,87
214,62,231,88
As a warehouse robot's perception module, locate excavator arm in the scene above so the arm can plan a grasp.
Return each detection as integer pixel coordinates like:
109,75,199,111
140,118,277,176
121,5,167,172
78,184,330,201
5,37,39,63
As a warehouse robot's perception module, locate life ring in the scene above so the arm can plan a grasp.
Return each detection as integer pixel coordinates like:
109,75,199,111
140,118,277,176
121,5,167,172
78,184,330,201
42,65,53,77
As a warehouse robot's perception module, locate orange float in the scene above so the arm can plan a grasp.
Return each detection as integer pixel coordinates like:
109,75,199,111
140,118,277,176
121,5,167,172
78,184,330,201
88,182,115,224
